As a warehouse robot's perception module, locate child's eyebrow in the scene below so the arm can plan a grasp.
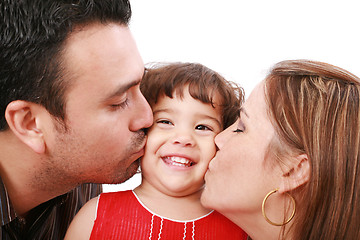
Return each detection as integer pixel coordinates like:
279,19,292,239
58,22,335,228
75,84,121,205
153,108,222,127
196,113,222,127
152,108,173,115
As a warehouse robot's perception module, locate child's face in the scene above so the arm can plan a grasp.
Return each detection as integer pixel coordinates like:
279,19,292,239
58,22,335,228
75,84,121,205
141,87,222,197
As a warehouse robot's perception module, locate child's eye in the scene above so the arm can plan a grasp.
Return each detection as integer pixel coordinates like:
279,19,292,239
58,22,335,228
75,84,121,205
195,124,212,131
156,119,173,125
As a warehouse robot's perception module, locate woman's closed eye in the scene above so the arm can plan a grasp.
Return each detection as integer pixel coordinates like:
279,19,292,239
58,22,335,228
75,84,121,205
233,119,245,133
233,129,243,133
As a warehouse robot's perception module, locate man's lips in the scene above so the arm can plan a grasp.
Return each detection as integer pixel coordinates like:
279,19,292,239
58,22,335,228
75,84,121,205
132,142,146,159
134,147,145,156
161,156,196,167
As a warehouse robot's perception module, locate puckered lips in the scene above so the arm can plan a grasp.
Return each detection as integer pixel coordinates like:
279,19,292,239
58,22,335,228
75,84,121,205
161,155,196,168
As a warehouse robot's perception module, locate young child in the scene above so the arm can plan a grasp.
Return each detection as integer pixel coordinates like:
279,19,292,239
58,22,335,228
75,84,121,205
65,62,247,239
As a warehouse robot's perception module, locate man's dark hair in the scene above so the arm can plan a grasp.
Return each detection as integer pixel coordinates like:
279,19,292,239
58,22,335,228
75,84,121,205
0,0,132,131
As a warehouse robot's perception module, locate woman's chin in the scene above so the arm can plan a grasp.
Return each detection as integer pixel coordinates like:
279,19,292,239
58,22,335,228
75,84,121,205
200,188,212,209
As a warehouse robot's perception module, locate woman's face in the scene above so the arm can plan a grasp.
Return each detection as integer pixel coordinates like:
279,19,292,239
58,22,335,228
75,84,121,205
201,81,283,218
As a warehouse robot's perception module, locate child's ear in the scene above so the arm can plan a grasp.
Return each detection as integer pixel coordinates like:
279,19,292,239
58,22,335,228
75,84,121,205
5,100,46,154
278,154,310,193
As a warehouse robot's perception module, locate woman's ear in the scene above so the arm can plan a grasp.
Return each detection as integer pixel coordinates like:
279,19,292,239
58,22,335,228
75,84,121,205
5,100,46,154
278,154,310,193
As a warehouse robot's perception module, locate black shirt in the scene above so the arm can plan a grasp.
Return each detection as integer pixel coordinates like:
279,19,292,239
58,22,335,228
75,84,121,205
0,179,102,240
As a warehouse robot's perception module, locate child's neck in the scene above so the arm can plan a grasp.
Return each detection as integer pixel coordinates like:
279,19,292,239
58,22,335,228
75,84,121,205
134,181,212,221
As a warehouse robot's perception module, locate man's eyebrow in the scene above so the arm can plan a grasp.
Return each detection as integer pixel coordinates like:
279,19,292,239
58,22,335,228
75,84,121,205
240,107,249,118
106,79,141,100
143,67,149,77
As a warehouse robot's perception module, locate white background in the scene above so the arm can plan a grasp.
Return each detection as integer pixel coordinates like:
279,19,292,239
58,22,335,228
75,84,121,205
104,0,360,192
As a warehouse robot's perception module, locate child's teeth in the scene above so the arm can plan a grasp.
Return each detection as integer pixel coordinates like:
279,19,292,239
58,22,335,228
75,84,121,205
170,157,189,164
164,156,194,167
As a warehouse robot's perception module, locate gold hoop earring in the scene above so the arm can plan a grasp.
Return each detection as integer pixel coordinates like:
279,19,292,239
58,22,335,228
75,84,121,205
262,189,296,226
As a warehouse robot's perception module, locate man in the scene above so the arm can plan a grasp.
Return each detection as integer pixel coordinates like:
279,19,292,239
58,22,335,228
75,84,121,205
0,0,153,239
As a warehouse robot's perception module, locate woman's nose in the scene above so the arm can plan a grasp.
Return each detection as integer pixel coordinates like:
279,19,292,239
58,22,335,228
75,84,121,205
215,128,229,150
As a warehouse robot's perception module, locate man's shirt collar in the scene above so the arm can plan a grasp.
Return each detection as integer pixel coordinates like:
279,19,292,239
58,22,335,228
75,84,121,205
0,177,17,226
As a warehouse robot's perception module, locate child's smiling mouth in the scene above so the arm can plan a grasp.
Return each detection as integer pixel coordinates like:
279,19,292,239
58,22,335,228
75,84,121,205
162,156,195,167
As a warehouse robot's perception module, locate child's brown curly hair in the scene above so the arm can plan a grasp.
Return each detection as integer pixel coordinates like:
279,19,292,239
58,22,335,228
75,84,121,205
141,62,244,129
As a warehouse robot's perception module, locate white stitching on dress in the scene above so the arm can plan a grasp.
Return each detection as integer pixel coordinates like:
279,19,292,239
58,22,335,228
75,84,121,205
158,217,164,240
183,222,187,240
132,191,214,222
149,214,155,240
148,214,197,240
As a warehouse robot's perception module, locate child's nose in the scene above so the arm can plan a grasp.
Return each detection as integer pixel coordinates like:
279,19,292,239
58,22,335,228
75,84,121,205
171,132,196,147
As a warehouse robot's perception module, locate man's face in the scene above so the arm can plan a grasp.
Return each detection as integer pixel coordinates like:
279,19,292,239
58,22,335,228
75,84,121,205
44,23,153,185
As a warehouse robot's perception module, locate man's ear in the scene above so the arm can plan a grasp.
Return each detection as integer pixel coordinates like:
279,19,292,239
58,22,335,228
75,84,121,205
5,100,46,154
278,154,310,193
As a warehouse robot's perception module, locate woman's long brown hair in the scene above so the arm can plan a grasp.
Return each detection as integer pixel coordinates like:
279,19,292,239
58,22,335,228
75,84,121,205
265,60,360,240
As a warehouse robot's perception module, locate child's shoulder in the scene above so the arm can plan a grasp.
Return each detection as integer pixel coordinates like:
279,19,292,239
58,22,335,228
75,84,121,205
100,189,133,198
97,190,137,208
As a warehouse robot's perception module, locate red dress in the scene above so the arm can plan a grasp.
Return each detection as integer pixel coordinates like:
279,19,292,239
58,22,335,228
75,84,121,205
90,190,247,240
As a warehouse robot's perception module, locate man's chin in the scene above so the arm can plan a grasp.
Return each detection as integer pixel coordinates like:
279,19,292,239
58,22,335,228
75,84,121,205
112,157,141,184
87,156,141,185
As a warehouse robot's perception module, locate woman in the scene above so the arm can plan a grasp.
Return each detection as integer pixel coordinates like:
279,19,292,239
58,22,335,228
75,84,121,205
201,60,360,240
